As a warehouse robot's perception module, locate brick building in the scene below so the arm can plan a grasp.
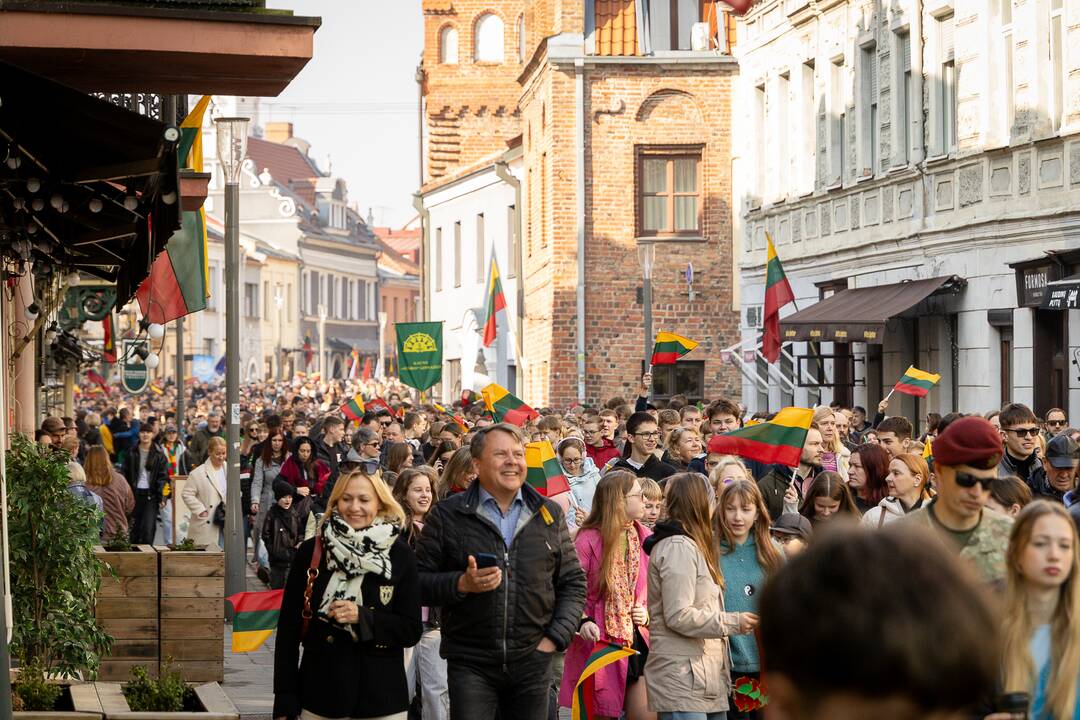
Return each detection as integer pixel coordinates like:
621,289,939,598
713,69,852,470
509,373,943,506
418,0,742,407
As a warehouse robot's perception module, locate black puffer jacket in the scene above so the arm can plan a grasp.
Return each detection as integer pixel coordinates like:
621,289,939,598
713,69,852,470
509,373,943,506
415,481,586,666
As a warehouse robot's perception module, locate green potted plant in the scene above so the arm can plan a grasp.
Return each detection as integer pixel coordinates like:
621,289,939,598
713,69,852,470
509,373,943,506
94,663,237,719
7,434,111,716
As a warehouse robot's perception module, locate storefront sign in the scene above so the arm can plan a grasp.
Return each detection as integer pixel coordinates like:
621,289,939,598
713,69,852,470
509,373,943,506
121,340,149,395
1020,266,1050,307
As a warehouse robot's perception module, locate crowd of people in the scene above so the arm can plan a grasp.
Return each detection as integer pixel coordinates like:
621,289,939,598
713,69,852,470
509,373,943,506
35,371,1080,720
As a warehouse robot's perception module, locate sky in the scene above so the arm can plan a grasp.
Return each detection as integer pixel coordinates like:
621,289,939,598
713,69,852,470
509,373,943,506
264,0,423,229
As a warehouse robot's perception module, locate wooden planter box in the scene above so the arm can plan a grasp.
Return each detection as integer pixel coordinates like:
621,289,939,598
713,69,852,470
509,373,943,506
13,682,104,720
96,682,238,720
95,545,159,681
154,547,224,683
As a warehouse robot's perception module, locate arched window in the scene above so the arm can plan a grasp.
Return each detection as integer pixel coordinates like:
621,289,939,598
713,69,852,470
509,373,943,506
517,15,526,62
474,13,505,63
440,25,459,64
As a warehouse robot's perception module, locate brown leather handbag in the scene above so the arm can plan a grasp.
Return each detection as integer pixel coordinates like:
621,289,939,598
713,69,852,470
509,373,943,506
300,536,323,640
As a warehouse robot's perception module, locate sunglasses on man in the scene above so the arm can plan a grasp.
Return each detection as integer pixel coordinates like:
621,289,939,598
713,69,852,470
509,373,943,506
954,471,994,491
1004,427,1040,438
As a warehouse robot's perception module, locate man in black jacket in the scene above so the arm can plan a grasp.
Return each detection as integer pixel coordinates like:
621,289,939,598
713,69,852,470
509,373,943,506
122,425,170,543
609,411,677,482
416,423,586,720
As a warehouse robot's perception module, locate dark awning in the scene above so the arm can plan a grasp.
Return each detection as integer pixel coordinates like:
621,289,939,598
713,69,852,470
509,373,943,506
1041,275,1080,310
0,60,180,304
781,275,966,344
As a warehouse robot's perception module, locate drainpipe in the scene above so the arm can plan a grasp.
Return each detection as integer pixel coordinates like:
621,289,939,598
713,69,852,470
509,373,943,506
412,193,430,321
494,160,524,385
575,57,586,404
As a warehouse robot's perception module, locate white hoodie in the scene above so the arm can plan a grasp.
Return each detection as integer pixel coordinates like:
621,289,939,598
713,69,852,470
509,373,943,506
861,496,912,529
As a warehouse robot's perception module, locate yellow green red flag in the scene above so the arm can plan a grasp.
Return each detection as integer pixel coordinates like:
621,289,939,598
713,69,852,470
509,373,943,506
893,366,941,398
525,441,570,497
707,407,813,468
481,383,539,426
571,642,638,720
226,589,283,653
651,332,698,365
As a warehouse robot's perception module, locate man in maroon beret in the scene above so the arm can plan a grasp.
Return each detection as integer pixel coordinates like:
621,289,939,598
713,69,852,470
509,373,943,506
900,415,1013,589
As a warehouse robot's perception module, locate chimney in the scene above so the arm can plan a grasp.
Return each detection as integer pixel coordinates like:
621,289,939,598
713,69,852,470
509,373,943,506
265,121,294,144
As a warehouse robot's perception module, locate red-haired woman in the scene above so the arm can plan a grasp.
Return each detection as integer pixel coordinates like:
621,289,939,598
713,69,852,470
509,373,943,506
847,443,890,515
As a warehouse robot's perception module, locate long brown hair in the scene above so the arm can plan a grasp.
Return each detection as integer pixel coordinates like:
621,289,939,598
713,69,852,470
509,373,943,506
580,470,638,599
852,443,890,506
800,471,859,522
663,473,723,588
437,445,475,498
714,479,783,576
83,445,113,487
261,428,286,466
1001,501,1080,719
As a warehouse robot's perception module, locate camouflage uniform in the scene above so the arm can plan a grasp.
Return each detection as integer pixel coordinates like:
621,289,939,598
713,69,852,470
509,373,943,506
900,500,1013,589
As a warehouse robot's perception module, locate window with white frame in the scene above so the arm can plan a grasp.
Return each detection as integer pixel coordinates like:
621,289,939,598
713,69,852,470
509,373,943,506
645,0,705,52
777,72,790,199
453,221,462,287
895,30,913,164
859,43,879,176
1049,0,1064,132
801,60,816,192
754,83,766,203
359,280,368,320
440,25,459,64
309,270,319,314
435,228,443,292
208,265,219,311
475,213,485,283
935,13,957,155
344,279,352,320
830,58,846,185
997,0,1014,141
474,13,504,63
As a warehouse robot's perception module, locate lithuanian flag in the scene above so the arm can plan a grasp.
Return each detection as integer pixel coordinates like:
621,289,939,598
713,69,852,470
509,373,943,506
227,589,283,653
482,254,507,347
571,642,638,720
893,366,941,398
340,394,366,421
135,95,212,324
525,441,570,497
651,332,698,366
707,407,813,467
434,403,469,433
763,233,795,363
481,383,539,426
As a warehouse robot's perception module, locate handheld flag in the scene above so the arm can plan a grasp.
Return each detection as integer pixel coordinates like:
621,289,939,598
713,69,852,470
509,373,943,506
707,407,813,468
892,366,941,398
340,394,366,421
481,383,539,426
348,349,360,380
571,642,638,720
85,369,108,392
763,233,795,363
361,356,372,381
651,332,698,366
367,397,400,419
525,441,571,497
227,589,283,653
482,254,507,347
214,355,226,376
435,403,469,434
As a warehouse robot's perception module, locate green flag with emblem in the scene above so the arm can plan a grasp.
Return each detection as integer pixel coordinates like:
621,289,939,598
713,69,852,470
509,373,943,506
395,322,443,392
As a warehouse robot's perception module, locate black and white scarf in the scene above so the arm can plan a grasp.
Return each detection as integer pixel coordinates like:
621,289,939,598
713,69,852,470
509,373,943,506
317,512,398,634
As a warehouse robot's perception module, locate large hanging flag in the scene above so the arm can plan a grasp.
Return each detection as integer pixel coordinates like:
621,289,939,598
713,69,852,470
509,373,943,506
135,95,212,324
340,394,366,421
651,332,698,366
707,407,814,468
396,322,443,392
226,589,283,653
762,233,795,363
102,314,117,363
303,334,314,369
481,383,540,426
482,254,507,347
525,441,571,497
892,365,941,398
571,642,638,720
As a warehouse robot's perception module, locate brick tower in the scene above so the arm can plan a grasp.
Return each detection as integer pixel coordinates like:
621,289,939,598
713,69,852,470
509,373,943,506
419,0,526,183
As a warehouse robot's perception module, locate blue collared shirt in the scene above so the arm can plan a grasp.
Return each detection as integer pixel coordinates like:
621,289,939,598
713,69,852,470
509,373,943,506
477,486,526,548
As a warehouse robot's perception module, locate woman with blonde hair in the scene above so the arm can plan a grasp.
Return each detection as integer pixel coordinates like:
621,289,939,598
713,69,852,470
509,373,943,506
84,444,134,539
861,453,932,529
643,472,756,719
666,427,705,474
813,406,850,476
997,501,1080,720
274,468,420,720
708,456,752,496
559,470,653,720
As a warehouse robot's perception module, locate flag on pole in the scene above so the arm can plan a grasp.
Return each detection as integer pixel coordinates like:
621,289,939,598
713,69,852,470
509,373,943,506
482,254,507,347
525,441,571,497
892,366,941,397
571,642,639,720
361,357,372,381
215,355,226,376
102,314,117,363
481,383,539,426
303,334,314,369
340,394,366,421
135,95,212,323
226,589,283,653
651,332,698,366
707,407,814,467
762,233,795,363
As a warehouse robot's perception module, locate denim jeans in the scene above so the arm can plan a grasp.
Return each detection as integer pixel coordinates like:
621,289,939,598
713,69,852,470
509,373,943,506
447,650,553,720
658,713,728,720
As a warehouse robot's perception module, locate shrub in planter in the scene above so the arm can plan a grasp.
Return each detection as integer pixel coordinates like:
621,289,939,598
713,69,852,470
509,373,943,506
12,659,62,711
7,434,111,677
122,665,194,713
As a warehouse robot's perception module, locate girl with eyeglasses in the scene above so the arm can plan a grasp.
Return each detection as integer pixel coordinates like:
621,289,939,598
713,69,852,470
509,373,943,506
995,501,1080,720
558,437,601,520
559,470,653,720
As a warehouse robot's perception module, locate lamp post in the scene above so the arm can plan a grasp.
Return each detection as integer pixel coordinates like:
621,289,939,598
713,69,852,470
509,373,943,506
215,116,249,599
637,241,656,374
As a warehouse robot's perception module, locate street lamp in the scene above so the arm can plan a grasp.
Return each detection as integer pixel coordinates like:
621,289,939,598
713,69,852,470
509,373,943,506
637,241,656,373
215,116,249,599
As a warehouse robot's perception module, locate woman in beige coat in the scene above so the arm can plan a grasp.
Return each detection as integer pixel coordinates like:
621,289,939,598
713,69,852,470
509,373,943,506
181,436,227,548
642,473,758,720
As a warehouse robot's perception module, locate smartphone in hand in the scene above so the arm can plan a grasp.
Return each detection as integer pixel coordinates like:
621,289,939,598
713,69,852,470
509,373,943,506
474,552,499,569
